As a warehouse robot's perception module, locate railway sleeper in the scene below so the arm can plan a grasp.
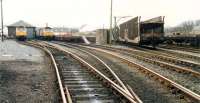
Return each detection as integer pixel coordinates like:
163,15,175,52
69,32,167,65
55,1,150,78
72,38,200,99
75,99,116,103
64,80,100,84
68,88,110,94
66,84,104,89
62,72,92,76
63,78,97,81
72,94,117,101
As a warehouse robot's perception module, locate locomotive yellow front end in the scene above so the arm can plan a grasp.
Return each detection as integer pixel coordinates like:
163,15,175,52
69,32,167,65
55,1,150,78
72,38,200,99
16,27,27,41
39,27,54,40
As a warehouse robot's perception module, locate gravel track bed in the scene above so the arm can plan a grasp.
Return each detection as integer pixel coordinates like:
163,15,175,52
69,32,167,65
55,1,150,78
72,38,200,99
48,48,121,103
87,46,200,95
87,48,189,103
91,45,200,73
110,45,200,63
159,45,200,53
112,47,200,72
157,49,200,63
57,45,116,81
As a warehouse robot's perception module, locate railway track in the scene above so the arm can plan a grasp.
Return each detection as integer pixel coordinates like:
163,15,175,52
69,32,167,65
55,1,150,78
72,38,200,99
140,46,200,63
160,45,200,53
51,42,200,102
26,41,140,103
110,44,200,63
88,45,200,75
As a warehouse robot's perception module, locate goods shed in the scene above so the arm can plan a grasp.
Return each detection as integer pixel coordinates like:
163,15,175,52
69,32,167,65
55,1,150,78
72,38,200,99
7,20,36,39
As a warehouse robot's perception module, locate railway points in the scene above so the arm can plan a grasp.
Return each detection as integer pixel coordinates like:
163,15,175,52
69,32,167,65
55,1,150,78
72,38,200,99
54,42,200,102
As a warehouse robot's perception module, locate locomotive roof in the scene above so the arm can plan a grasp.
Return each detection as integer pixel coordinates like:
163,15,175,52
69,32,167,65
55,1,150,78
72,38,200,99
8,20,35,28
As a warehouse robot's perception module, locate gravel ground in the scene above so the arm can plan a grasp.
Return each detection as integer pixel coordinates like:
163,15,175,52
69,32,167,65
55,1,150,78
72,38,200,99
0,40,59,103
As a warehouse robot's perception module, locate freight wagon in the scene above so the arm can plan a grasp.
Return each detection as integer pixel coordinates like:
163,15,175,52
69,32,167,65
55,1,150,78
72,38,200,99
119,16,165,47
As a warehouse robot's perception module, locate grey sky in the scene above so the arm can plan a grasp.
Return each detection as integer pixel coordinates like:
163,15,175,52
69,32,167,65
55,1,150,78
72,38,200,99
2,0,200,31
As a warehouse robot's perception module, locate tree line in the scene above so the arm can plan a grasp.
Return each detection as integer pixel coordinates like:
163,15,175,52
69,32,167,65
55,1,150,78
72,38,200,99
165,20,200,34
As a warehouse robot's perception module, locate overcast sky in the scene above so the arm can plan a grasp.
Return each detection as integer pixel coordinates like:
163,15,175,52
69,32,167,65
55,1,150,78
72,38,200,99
2,0,200,31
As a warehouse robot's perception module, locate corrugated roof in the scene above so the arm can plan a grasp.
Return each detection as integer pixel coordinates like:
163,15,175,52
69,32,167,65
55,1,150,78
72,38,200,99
8,20,35,27
141,16,164,24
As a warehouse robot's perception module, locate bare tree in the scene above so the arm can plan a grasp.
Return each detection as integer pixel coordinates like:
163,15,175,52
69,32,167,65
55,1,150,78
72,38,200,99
179,21,194,34
165,20,196,35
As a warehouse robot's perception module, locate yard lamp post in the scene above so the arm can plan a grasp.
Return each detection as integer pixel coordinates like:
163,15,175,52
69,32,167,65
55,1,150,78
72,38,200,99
1,0,3,42
109,0,113,44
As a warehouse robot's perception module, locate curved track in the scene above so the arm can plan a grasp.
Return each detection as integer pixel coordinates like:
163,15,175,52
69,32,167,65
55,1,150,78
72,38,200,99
26,41,139,103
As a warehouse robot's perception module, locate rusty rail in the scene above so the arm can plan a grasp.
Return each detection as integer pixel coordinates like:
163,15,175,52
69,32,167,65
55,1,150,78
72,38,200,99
24,42,68,103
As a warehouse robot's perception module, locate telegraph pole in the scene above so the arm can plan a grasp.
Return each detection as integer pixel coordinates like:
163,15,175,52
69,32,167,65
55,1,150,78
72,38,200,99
109,0,113,44
1,0,3,42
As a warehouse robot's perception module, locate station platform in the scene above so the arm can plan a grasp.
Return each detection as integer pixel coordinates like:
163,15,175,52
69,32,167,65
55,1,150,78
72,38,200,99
0,40,58,103
0,40,43,61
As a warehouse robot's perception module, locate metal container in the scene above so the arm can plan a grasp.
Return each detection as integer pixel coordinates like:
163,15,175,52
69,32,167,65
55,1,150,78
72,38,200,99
119,16,164,46
96,29,109,45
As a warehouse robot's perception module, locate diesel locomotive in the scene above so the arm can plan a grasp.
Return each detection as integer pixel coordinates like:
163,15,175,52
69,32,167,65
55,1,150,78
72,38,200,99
16,27,27,41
